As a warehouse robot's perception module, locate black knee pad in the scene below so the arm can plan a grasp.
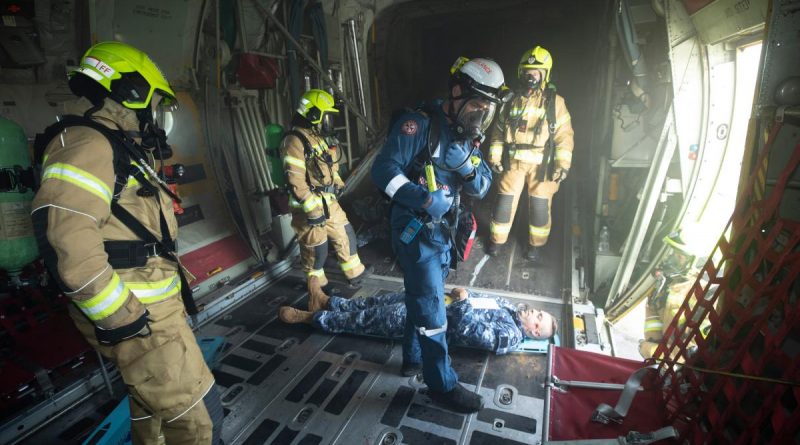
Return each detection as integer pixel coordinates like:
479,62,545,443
202,385,224,445
530,196,550,228
313,241,329,270
494,194,514,223
345,223,358,256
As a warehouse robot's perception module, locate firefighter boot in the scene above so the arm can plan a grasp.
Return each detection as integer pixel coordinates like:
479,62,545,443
525,245,543,264
348,264,374,286
279,306,314,324
428,382,484,414
307,276,330,313
486,240,499,257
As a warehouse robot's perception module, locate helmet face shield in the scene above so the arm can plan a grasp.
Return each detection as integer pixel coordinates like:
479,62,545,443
151,92,178,136
320,112,336,136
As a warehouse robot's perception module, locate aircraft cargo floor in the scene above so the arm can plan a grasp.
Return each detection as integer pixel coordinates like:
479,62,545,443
22,268,564,445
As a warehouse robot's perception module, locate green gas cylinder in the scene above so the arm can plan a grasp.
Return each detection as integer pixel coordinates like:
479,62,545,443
0,116,38,274
265,123,286,187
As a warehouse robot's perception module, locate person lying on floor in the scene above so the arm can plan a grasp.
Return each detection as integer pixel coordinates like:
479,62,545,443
280,278,557,370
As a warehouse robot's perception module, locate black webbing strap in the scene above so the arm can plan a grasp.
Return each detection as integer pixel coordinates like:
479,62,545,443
537,87,558,181
110,202,199,315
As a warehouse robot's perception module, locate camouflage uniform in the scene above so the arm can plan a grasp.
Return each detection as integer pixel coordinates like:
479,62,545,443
314,292,524,355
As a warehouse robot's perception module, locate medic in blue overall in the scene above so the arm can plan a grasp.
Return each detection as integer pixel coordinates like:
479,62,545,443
371,57,510,413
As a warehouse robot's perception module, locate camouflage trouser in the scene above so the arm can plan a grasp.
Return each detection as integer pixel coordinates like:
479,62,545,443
314,293,407,338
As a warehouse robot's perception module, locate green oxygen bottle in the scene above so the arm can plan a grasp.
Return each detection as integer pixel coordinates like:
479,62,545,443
0,116,38,274
265,123,286,188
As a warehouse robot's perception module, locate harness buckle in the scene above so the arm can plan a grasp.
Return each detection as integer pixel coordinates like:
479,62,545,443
144,243,160,258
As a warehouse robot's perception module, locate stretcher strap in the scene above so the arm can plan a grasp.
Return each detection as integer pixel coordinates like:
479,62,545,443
416,321,447,337
545,426,678,444
591,364,658,424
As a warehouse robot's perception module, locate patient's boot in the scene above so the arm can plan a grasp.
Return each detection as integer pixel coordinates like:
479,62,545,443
307,276,330,313
428,382,484,414
279,306,314,324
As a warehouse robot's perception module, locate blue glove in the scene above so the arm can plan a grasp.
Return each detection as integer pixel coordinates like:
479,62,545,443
444,143,475,177
424,189,451,219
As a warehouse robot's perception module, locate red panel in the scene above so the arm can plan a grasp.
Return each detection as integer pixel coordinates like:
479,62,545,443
237,54,279,89
180,235,253,285
549,346,667,440
15,314,90,370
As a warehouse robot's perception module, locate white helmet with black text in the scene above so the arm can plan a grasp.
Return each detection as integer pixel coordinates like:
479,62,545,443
447,57,513,140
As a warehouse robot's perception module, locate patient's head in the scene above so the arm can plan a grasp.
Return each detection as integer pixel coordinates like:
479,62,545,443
450,288,469,301
449,288,557,340
517,308,557,340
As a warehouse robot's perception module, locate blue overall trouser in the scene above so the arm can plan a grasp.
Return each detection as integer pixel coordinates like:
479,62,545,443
392,223,458,392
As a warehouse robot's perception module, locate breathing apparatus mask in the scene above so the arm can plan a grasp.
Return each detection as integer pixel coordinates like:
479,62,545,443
521,71,543,91
448,83,512,143
137,95,177,160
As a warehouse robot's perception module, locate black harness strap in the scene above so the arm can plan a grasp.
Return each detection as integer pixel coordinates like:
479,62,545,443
285,129,339,218
110,202,198,315
34,115,197,314
537,87,558,182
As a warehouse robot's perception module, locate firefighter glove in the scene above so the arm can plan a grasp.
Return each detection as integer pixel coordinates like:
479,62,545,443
95,310,152,345
490,163,504,174
424,189,451,220
307,214,327,227
554,168,569,183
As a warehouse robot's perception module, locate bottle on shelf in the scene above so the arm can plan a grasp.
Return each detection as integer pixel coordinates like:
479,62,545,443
598,224,611,254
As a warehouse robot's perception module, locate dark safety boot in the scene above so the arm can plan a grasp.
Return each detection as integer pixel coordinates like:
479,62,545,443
525,245,543,264
349,264,374,286
401,361,423,377
279,306,314,324
486,240,499,257
428,383,484,414
307,276,330,312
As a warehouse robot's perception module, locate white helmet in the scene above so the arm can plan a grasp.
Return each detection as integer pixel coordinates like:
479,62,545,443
448,57,512,140
450,57,509,104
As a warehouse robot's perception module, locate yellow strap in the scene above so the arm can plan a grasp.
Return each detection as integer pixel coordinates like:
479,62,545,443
529,225,550,237
74,272,129,321
489,144,503,158
490,222,512,235
512,150,544,164
302,196,322,213
283,155,307,170
128,275,181,304
42,162,113,205
644,319,665,333
554,113,571,129
340,255,362,271
555,149,573,163
307,269,326,278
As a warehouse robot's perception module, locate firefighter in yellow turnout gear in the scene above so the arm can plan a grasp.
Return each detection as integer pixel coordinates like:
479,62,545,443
31,42,221,445
486,46,574,262
282,89,369,286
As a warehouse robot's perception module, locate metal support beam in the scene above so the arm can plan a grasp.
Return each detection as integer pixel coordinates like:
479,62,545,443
605,108,677,309
250,1,375,135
